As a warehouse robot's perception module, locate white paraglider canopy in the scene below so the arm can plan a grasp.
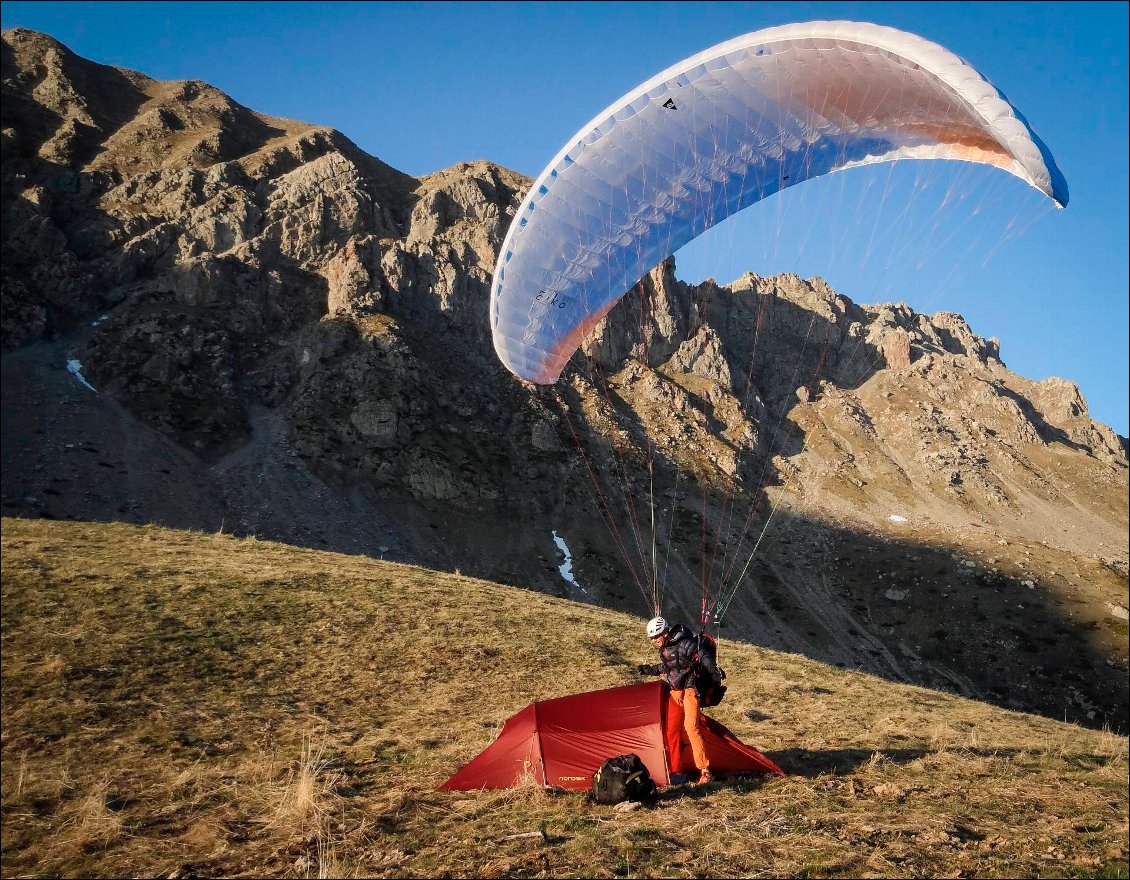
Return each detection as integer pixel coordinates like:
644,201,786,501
490,20,1068,385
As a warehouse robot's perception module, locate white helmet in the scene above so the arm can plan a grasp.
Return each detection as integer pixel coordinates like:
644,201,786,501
646,616,669,638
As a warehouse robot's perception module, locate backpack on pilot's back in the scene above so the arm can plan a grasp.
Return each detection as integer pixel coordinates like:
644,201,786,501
591,754,658,805
693,631,727,708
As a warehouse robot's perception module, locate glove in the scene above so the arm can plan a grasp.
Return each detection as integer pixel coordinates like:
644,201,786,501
637,663,658,676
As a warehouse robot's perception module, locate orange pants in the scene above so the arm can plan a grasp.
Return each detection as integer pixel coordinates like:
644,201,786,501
665,687,710,774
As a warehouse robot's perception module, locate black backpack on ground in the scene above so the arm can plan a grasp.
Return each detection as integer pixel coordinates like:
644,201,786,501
591,754,658,805
693,632,727,708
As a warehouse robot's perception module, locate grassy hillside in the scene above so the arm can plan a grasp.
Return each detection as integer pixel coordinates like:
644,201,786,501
1,517,1126,878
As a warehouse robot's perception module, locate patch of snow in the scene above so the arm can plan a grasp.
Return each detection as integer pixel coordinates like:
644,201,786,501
551,530,587,594
888,514,908,523
66,359,97,393
91,314,109,327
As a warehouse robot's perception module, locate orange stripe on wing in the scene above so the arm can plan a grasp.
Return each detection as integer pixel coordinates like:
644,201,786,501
533,299,620,384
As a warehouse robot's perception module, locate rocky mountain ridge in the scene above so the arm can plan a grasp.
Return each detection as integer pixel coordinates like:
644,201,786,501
2,28,1126,731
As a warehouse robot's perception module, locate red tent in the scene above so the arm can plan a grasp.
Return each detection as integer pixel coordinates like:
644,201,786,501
440,681,784,790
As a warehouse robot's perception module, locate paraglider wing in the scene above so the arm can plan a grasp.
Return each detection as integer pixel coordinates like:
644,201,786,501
490,20,1067,384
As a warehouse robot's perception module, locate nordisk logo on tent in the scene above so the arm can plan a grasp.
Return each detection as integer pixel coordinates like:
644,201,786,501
558,775,589,782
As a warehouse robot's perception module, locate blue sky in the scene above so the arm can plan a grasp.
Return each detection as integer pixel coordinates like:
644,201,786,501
3,1,1127,436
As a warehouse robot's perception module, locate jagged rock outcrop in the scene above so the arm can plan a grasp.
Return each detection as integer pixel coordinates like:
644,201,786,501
2,28,1126,732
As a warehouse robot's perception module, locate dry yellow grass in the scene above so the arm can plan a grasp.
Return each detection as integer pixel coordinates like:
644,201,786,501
2,516,1127,878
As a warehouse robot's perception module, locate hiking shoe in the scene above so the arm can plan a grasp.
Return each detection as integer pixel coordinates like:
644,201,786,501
697,770,714,785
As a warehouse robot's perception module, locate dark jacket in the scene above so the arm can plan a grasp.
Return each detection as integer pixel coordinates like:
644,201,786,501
647,624,719,691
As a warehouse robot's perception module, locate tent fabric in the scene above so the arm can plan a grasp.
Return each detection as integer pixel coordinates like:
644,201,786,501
440,681,783,791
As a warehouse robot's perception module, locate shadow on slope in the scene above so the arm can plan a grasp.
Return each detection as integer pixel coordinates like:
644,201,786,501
635,507,1129,735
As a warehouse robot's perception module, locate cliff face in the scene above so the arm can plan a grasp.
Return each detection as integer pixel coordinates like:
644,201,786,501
2,28,1126,731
